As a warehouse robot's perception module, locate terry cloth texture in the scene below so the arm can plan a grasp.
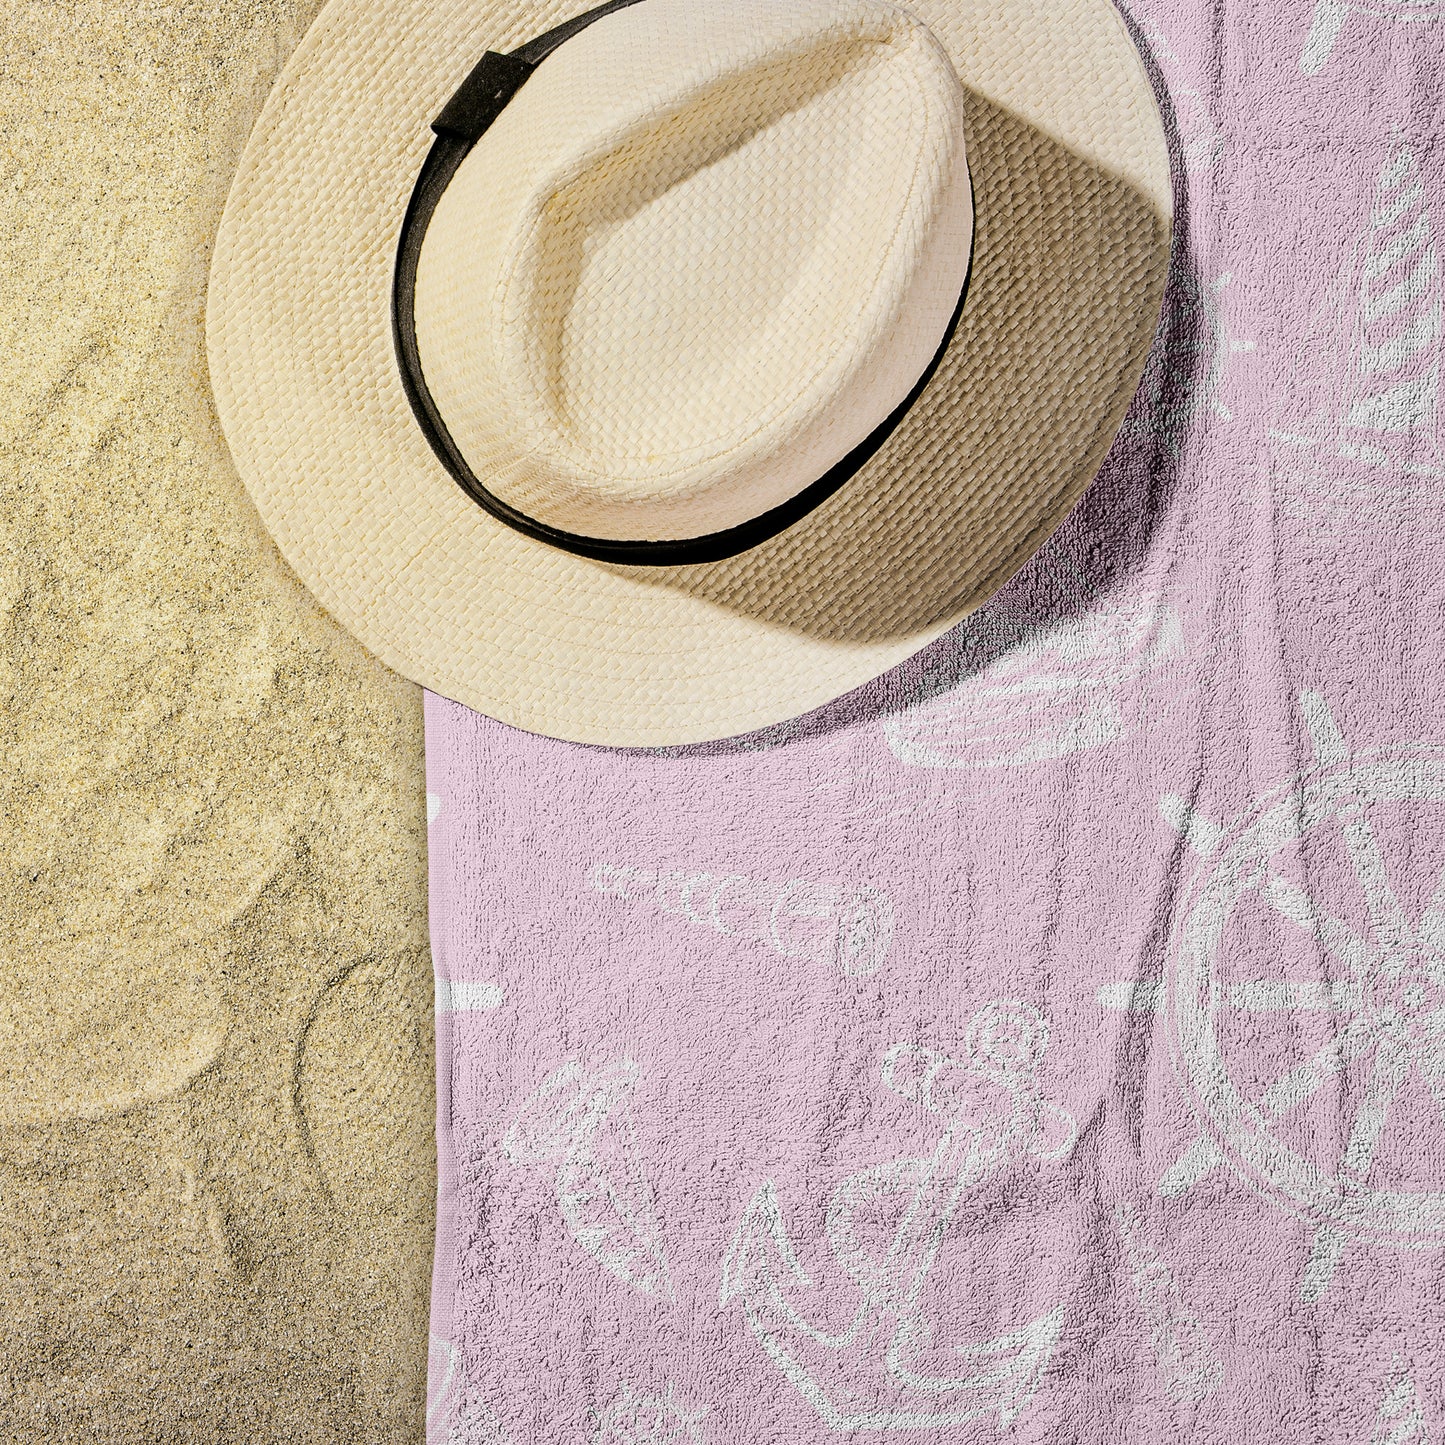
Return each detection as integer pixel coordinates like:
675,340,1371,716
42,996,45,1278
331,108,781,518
0,3,433,1441
423,1,1445,1441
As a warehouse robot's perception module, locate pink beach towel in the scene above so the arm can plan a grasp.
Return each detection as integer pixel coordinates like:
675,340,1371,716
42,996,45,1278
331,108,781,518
423,0,1445,1438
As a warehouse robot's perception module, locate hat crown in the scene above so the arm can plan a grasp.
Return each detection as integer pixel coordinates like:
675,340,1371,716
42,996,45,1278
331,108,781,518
413,0,972,543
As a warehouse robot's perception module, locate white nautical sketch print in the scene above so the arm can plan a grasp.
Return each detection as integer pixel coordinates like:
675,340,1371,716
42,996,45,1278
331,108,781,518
1124,11,1224,175
1096,978,1163,1012
427,1336,513,1445
1299,0,1445,76
1270,137,1443,507
1113,1200,1222,1402
434,978,504,1014
1107,692,1445,1302
588,863,893,978
428,1334,464,1442
503,1058,674,1300
1130,270,1253,455
448,1398,512,1445
720,1001,1076,1431
1368,1357,1427,1444
591,1383,708,1444
883,593,1182,771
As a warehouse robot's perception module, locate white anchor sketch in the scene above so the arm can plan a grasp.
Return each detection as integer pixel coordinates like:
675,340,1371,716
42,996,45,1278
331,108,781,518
719,1001,1076,1430
1270,136,1443,511
591,1382,708,1444
1300,0,1445,76
503,1058,674,1300
1102,693,1445,1301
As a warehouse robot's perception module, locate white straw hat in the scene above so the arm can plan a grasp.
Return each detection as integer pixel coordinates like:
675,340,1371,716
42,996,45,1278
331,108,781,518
207,0,1171,746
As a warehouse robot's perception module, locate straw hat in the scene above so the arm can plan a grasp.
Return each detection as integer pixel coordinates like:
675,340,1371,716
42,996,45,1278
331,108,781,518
208,0,1171,746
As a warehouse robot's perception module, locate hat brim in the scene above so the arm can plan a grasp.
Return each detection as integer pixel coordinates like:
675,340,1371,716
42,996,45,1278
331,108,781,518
206,0,1172,746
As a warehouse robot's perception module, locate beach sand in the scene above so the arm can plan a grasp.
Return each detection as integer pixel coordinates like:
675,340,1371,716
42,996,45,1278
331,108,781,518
0,1,434,1438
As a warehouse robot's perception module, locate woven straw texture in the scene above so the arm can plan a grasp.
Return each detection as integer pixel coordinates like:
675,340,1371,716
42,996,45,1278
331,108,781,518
416,0,973,541
208,0,1173,746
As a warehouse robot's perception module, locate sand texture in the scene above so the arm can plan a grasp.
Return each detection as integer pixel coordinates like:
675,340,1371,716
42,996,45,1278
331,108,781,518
0,1,434,1438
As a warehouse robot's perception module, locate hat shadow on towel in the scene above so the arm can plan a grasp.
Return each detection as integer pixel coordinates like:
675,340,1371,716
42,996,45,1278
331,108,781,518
632,32,1205,756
